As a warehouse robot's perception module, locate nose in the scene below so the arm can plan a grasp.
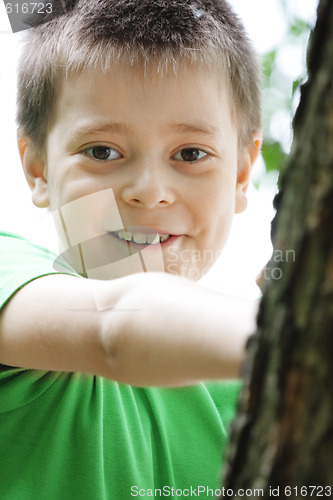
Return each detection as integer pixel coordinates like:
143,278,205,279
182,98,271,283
121,159,175,209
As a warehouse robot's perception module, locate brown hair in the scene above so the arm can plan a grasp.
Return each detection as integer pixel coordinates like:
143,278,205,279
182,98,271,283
17,0,261,153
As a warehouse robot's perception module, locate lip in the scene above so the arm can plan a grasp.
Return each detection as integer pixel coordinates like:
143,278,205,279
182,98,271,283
120,226,177,236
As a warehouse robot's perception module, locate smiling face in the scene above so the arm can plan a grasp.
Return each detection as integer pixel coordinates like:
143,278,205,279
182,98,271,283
21,63,259,280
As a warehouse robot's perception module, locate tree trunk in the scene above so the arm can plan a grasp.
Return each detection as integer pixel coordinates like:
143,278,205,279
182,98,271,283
222,0,333,496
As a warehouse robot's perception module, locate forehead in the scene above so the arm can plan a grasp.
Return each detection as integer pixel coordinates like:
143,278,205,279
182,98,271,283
51,62,237,144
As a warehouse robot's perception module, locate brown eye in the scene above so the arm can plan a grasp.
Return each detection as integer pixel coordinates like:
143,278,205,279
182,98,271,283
83,146,121,161
92,146,112,160
173,148,208,162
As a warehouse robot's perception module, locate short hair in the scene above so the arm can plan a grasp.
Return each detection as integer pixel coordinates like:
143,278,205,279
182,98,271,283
16,0,262,153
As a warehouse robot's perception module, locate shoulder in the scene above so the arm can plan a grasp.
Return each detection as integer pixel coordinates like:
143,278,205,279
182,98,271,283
0,231,80,310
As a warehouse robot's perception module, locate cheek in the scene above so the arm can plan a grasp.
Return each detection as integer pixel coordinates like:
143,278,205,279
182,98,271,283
191,175,236,251
195,177,236,221
47,165,101,210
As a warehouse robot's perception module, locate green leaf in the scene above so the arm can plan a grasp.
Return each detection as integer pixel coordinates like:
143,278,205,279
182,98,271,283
262,141,287,173
290,19,311,37
262,50,277,84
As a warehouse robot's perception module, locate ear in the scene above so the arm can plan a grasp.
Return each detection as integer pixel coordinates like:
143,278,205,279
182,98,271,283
17,135,50,208
235,131,262,214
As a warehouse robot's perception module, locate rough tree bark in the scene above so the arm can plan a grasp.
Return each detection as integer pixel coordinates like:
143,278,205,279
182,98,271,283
222,0,333,497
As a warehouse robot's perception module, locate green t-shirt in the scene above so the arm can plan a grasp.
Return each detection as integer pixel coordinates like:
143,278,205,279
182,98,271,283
0,232,241,499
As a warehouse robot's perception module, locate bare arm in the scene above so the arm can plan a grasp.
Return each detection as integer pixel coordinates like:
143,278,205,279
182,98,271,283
0,272,258,386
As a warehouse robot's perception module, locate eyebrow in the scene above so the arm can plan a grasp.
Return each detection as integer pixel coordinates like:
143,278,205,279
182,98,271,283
68,121,133,140
165,121,220,140
69,120,219,141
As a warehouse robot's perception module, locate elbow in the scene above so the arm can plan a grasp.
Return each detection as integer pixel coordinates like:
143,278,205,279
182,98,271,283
97,312,126,382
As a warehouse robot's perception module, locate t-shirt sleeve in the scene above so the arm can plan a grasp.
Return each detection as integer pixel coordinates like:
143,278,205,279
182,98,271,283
0,232,81,310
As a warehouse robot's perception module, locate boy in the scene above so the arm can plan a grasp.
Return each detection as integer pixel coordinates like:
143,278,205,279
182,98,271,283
0,0,262,498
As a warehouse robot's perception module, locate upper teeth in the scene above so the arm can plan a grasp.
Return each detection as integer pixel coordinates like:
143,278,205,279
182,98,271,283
115,230,170,245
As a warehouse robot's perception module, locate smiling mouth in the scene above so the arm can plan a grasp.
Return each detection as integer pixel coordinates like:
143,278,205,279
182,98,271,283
113,229,172,245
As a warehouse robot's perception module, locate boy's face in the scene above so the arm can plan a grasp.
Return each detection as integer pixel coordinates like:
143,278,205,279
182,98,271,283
22,64,258,280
